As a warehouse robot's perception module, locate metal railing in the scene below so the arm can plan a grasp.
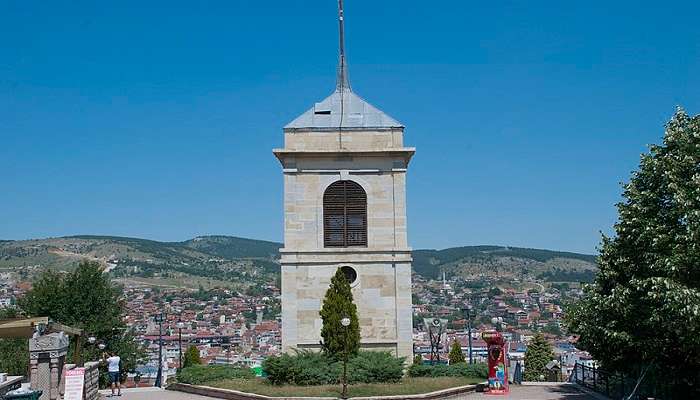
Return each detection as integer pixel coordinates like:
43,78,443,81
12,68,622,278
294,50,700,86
572,362,679,400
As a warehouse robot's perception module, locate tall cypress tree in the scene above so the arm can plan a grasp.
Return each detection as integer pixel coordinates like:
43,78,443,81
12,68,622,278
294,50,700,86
567,109,700,392
523,332,554,381
319,268,360,358
448,340,466,364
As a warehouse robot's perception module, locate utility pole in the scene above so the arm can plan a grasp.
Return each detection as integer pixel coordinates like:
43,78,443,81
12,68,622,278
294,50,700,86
154,312,165,387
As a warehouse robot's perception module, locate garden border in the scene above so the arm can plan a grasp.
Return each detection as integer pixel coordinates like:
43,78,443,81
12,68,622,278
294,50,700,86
168,382,480,400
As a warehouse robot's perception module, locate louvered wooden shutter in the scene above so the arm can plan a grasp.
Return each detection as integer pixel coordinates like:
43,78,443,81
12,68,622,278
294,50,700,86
323,181,367,247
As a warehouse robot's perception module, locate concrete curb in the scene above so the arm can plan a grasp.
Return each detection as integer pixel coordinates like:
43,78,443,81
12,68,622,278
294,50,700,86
168,382,480,400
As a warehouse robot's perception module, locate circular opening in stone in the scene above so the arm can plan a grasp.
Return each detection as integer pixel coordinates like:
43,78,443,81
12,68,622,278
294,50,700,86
340,266,358,284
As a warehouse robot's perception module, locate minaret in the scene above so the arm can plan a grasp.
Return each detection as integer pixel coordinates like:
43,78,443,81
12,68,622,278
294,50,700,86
274,0,415,360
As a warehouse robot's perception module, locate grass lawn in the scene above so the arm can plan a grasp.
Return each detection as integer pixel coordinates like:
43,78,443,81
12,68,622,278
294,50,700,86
206,377,482,398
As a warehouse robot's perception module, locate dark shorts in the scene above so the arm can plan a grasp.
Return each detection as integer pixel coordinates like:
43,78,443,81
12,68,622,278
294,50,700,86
109,372,120,383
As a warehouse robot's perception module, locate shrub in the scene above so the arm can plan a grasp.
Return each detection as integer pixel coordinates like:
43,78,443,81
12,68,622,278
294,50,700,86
178,365,254,385
347,352,404,384
408,362,487,379
263,351,340,386
263,350,405,385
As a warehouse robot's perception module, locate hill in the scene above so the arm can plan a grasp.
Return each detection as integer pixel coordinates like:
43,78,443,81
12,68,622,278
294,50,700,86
0,236,596,284
414,246,597,281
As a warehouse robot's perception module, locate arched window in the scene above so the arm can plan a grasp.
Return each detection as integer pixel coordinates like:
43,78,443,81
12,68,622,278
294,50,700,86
323,180,367,247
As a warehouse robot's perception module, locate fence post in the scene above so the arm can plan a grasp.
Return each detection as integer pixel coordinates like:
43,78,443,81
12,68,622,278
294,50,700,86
620,372,625,399
593,365,597,391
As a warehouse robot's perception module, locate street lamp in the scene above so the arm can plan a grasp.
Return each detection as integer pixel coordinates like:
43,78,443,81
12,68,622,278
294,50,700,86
154,313,165,388
340,316,351,399
461,305,473,364
491,317,504,332
176,320,186,371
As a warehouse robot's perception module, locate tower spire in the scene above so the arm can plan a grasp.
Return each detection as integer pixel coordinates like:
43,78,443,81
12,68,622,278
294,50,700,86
336,0,351,91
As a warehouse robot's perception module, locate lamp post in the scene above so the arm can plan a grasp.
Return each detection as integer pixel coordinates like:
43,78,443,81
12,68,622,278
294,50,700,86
340,316,351,399
154,312,165,388
461,306,473,364
176,320,185,371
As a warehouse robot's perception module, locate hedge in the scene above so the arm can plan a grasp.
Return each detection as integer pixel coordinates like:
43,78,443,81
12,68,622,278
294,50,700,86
178,365,255,385
407,362,488,379
262,350,405,385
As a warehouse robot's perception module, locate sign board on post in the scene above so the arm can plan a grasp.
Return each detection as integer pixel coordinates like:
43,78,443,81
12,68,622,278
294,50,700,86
63,368,85,400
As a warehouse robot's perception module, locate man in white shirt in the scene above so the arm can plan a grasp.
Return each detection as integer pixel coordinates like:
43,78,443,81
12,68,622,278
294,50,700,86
103,352,121,397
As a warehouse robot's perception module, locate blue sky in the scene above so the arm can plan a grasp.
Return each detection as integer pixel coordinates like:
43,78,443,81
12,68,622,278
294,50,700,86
1,1,698,254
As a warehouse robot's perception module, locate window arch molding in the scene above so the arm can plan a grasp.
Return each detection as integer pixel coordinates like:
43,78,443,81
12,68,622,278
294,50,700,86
323,179,368,247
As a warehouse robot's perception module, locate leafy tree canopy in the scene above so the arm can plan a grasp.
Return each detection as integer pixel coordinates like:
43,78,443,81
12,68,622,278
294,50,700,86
0,308,28,376
566,109,700,390
319,268,360,359
18,260,145,372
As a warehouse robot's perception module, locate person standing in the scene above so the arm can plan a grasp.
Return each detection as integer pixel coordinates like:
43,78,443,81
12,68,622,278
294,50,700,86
103,351,122,397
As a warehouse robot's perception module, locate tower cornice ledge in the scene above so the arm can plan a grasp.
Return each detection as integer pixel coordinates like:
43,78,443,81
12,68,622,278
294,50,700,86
279,248,413,264
273,148,415,162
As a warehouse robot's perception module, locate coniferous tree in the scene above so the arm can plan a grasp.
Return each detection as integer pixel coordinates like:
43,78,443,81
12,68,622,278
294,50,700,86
319,268,360,358
448,340,466,364
567,109,700,391
523,332,554,381
182,345,202,368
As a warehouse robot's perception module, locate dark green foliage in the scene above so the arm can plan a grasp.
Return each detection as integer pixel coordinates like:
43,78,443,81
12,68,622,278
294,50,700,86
263,351,341,386
262,351,404,386
0,308,28,376
413,246,596,279
319,269,360,359
17,261,146,373
347,351,405,384
181,235,281,259
182,345,202,368
538,269,595,283
448,340,465,365
407,362,488,379
413,355,423,365
566,109,700,394
177,365,254,385
523,332,554,381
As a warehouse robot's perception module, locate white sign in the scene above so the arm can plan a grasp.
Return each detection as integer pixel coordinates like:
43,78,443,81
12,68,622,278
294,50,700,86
63,368,85,400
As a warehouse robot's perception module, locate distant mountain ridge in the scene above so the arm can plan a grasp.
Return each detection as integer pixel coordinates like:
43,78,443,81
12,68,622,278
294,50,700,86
0,235,596,281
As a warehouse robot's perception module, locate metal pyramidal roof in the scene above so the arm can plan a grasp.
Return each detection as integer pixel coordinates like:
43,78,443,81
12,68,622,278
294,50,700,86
284,0,403,130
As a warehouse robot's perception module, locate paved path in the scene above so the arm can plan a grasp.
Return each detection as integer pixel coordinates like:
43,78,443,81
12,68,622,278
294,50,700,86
462,384,601,400
99,387,212,400
100,384,601,400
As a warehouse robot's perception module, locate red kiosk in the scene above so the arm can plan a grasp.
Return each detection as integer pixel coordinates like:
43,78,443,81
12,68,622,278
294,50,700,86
482,330,509,395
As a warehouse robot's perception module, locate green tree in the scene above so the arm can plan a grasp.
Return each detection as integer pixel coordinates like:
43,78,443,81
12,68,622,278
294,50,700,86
0,308,28,376
566,109,700,391
319,268,360,359
542,321,563,337
413,354,423,365
18,261,146,371
182,345,201,368
448,340,465,364
523,332,554,381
